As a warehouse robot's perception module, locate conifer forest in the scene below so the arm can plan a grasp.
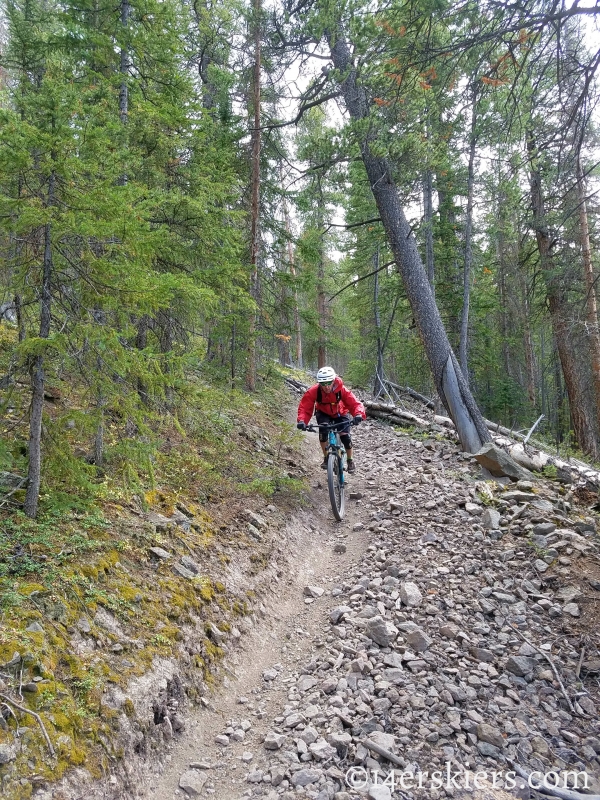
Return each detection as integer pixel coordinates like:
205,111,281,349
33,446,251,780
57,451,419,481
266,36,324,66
1,0,600,516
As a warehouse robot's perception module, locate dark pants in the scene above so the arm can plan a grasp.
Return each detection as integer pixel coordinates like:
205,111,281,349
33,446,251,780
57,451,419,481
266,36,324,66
315,411,352,450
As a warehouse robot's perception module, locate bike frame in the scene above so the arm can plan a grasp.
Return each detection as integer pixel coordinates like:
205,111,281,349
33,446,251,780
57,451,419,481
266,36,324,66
306,420,348,466
326,428,346,486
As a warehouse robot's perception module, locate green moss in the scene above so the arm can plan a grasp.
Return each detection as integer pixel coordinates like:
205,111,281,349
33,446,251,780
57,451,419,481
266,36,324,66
99,703,120,721
7,780,32,800
58,654,90,681
80,565,99,579
49,711,73,732
194,576,215,602
52,736,89,774
202,638,224,662
122,698,135,716
0,641,22,664
118,585,142,603
69,744,88,766
17,583,47,596
249,552,269,572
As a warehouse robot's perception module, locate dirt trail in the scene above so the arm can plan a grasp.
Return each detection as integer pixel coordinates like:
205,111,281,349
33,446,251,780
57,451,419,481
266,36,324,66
144,425,372,800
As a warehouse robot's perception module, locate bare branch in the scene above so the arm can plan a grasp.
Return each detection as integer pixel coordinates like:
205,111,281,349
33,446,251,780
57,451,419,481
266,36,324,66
328,260,395,301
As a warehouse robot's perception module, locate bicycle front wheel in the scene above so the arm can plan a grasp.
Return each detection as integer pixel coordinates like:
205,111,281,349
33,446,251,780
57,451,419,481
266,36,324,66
327,453,345,521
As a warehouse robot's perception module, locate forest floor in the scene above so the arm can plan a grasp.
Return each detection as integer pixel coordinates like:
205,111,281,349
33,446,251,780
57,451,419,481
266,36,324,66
137,412,600,800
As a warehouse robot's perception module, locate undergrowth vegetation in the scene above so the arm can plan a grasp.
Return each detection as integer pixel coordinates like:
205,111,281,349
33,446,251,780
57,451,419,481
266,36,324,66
0,324,307,798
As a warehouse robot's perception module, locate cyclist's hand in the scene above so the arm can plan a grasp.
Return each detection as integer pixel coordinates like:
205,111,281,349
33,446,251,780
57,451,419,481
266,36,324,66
297,421,306,431
353,415,363,426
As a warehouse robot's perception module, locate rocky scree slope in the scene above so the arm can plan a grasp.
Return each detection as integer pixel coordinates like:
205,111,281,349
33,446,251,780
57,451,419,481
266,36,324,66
192,421,600,800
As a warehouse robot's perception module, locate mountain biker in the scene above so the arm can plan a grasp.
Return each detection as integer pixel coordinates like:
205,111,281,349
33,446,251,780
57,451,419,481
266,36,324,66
296,366,366,474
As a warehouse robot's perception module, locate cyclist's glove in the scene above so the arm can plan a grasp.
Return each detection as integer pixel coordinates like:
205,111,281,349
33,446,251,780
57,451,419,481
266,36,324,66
353,415,363,426
297,421,306,431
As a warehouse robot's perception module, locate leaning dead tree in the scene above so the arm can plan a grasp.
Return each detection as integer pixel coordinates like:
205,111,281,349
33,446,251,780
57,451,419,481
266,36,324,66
325,25,490,454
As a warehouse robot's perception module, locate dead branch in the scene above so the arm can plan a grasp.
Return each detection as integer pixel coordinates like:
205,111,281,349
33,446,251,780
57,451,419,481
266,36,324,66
508,623,578,716
0,693,55,757
364,737,407,768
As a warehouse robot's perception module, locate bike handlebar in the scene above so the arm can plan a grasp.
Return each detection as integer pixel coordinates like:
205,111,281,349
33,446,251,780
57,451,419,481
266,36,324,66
305,419,359,432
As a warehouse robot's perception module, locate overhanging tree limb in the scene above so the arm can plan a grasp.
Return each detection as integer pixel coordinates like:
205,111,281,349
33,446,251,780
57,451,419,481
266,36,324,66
258,92,341,131
325,216,382,230
328,260,395,301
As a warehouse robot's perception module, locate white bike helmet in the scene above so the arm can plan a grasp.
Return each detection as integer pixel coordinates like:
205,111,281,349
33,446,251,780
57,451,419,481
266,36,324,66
317,366,336,384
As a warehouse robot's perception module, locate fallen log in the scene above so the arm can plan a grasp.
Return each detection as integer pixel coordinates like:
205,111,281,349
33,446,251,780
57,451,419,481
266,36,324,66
381,380,435,409
284,377,308,393
366,405,430,428
366,401,398,412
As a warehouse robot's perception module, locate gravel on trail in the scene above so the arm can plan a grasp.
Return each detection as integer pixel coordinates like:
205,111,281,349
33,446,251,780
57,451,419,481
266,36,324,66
145,420,600,800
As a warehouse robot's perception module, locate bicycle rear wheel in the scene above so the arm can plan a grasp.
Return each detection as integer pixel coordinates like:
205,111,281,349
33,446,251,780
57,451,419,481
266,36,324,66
327,453,345,521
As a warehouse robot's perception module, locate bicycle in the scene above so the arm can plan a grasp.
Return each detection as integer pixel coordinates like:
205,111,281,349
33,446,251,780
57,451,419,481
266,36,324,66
306,418,357,521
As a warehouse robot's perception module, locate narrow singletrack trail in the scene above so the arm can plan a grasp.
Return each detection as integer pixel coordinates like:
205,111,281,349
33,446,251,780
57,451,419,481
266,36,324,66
145,423,371,800
143,420,600,800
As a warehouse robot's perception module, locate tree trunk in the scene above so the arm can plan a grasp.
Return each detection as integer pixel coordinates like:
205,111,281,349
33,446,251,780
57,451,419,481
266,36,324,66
13,174,25,343
117,0,129,188
522,294,536,406
423,169,435,293
245,0,261,391
193,0,219,111
317,252,327,368
436,179,462,347
14,294,25,342
576,154,600,438
281,179,303,368
94,404,105,468
159,310,174,408
540,328,547,421
316,175,327,368
459,94,477,383
527,134,597,457
326,26,490,452
135,315,149,404
279,334,291,366
373,248,385,397
119,0,129,126
276,235,292,367
496,221,511,377
553,343,565,450
517,233,536,406
24,171,55,518
231,321,236,385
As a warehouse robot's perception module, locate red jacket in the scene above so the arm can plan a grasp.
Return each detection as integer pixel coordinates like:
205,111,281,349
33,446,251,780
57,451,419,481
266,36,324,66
297,377,366,425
